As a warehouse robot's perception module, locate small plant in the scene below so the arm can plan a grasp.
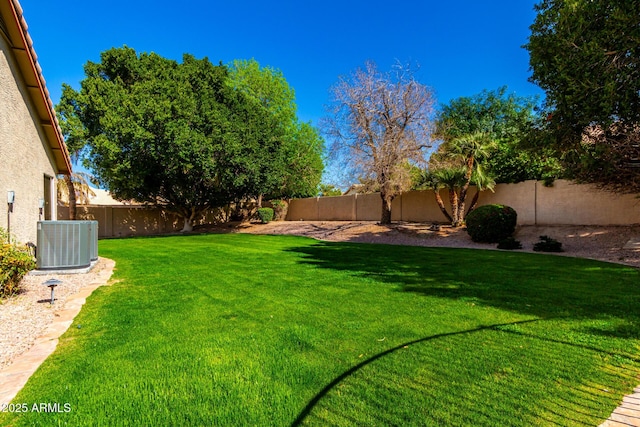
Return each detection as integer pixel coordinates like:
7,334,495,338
256,207,274,224
0,228,36,298
533,235,564,252
465,204,518,243
497,236,523,250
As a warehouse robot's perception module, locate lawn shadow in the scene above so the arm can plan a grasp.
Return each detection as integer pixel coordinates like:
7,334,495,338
285,240,640,320
581,321,640,340
290,317,638,426
285,239,640,424
290,319,540,426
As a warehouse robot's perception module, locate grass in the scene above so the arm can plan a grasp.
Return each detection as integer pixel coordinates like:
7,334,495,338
1,233,639,426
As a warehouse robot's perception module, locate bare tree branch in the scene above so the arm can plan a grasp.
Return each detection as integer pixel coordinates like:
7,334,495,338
322,61,436,224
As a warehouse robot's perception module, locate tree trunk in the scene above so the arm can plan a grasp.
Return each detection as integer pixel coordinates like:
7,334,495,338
457,185,469,226
449,189,462,226
434,190,453,222
455,156,474,226
182,217,194,233
257,194,263,209
181,207,197,232
466,190,481,217
380,193,393,225
64,174,77,220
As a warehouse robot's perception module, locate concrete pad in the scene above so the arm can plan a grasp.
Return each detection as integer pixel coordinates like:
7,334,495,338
28,260,99,276
600,389,640,426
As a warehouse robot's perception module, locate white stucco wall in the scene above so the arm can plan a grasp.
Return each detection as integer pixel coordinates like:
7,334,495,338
0,34,59,244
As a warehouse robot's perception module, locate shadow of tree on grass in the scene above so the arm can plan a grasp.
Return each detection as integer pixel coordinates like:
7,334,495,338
291,316,639,426
286,241,640,320
291,318,543,426
283,241,640,424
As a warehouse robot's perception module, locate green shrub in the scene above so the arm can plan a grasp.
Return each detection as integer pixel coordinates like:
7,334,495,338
256,207,274,224
465,204,517,243
0,243,36,298
533,235,564,252
497,237,523,250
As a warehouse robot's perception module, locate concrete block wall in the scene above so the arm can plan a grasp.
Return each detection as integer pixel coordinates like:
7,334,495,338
286,180,640,225
58,180,640,239
535,180,640,225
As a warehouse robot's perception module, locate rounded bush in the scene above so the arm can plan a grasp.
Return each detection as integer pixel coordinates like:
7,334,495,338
256,207,274,224
0,243,36,297
465,204,517,243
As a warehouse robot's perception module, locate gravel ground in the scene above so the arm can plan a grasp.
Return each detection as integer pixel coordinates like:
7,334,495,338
1,222,638,373
0,257,114,371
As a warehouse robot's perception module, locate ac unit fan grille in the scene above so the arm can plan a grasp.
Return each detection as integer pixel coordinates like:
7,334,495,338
37,221,98,270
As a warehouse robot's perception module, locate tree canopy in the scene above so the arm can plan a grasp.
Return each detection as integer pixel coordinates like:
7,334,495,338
227,59,323,203
435,87,563,184
526,0,640,133
58,48,323,229
525,0,640,192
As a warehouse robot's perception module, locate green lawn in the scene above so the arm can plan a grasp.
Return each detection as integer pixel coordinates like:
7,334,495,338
2,233,639,426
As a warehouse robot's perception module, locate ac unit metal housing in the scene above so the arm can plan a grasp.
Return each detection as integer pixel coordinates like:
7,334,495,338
36,220,98,270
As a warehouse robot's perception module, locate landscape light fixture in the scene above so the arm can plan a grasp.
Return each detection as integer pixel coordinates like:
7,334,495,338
7,190,15,211
43,278,62,304
39,198,45,220
7,191,14,243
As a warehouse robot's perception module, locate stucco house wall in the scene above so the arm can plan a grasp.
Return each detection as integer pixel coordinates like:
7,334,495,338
0,0,71,244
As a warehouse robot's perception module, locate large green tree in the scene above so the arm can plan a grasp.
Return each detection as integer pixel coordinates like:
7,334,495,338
59,47,275,231
436,87,563,184
59,49,324,230
276,121,324,199
526,0,640,191
227,59,323,205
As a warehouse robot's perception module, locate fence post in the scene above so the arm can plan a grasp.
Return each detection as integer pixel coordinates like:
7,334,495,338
534,181,538,226
352,194,357,221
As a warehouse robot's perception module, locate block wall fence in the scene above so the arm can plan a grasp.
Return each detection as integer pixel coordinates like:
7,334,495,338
57,206,219,238
59,180,640,238
286,180,640,226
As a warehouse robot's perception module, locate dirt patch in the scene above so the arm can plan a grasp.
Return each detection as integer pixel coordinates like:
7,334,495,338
221,221,640,267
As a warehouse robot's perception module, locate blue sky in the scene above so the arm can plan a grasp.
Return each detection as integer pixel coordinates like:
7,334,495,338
22,0,544,127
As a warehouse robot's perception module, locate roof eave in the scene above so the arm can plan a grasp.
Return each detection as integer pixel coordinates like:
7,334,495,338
4,0,72,175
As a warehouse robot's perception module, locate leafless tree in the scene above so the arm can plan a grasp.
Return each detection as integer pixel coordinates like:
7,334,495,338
323,61,436,224
578,124,640,193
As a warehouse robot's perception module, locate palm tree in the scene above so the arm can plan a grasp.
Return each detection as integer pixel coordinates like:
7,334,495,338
418,170,453,222
428,132,497,226
57,172,96,217
433,166,467,225
466,165,496,215
445,132,496,223
57,84,90,220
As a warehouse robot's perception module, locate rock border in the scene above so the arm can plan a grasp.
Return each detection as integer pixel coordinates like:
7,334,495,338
0,257,115,405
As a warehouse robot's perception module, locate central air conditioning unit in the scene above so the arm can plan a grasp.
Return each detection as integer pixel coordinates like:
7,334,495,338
36,220,99,270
